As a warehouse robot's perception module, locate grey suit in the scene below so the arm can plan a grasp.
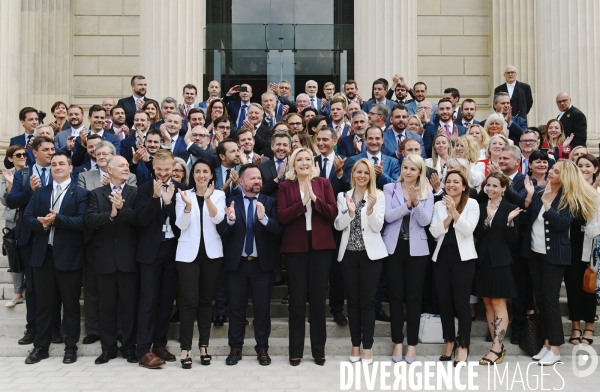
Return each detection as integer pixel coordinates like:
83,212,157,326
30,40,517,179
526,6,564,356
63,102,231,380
78,170,137,190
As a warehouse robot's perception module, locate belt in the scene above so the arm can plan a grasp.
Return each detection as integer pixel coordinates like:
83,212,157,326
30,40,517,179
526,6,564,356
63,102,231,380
241,256,256,261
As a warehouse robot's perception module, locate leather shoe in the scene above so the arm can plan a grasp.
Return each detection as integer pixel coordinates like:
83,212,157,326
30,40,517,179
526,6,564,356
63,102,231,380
25,347,49,364
63,347,78,364
257,349,271,366
289,358,301,366
375,309,391,322
226,348,242,365
18,330,35,345
511,331,522,345
214,314,227,326
51,330,64,344
95,350,116,365
82,334,100,344
333,312,348,326
152,346,176,362
124,350,138,363
139,352,165,368
314,358,326,366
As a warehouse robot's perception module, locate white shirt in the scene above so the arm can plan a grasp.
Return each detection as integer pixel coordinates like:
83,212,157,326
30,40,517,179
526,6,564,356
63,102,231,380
109,182,124,191
90,161,98,170
33,163,51,186
506,82,516,98
99,168,108,179
90,129,105,138
226,192,269,257
438,120,455,135
557,104,573,120
531,207,547,254
299,190,312,230
320,152,336,179
70,125,84,138
49,178,71,245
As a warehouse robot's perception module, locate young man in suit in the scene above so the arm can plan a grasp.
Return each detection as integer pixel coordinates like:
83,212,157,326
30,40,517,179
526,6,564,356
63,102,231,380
160,112,190,161
72,105,121,167
117,75,152,128
259,132,292,199
134,149,183,368
120,110,151,163
405,82,438,118
328,98,351,141
22,152,89,364
107,105,129,140
85,156,139,365
179,84,199,117
556,92,587,148
361,78,396,117
4,107,39,169
130,130,162,185
460,99,480,128
337,110,369,158
382,104,427,159
481,93,528,145
218,164,282,366
493,66,533,120
55,105,85,154
224,83,253,130
423,98,467,157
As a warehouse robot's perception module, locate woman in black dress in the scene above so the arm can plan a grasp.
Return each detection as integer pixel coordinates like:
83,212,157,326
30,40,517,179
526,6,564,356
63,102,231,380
473,172,522,365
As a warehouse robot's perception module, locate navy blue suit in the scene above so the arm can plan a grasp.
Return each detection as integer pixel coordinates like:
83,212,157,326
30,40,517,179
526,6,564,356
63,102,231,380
337,134,365,158
343,152,400,189
72,132,121,167
422,122,467,158
117,96,155,129
382,129,427,159
120,135,137,163
223,96,249,128
328,122,351,140
4,134,35,169
170,137,190,162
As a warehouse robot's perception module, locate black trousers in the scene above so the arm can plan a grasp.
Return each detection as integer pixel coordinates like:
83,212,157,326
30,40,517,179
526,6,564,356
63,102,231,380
328,253,345,315
136,239,178,357
84,245,101,336
176,253,222,351
285,234,332,359
227,258,274,352
385,240,428,346
33,248,82,350
214,265,228,315
433,246,475,347
510,251,535,334
97,271,139,353
564,261,596,323
527,252,566,346
340,250,382,349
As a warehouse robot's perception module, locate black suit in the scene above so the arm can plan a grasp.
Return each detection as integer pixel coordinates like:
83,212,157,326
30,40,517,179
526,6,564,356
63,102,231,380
254,123,273,153
134,179,183,358
217,192,282,352
558,105,587,148
258,159,281,199
117,96,155,129
494,81,533,118
85,184,139,354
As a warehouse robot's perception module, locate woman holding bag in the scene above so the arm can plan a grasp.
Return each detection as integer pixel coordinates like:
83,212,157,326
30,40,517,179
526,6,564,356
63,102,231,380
334,158,387,365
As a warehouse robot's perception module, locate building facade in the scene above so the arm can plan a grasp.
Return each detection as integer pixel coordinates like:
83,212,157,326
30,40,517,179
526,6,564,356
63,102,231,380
1,0,599,157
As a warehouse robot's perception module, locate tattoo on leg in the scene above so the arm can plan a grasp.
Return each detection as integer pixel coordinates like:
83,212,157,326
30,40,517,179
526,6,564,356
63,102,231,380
492,316,506,344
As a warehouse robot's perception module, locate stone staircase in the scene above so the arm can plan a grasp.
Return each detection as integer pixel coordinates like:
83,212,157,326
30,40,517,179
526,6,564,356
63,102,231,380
0,254,597,358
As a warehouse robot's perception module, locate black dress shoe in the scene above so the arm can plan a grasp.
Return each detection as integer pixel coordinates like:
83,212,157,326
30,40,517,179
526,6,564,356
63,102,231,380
246,319,249,325
289,358,301,366
95,350,117,365
63,347,78,364
82,334,100,344
257,349,271,366
226,348,242,365
18,330,35,345
124,350,139,363
314,358,326,366
333,312,348,326
214,314,227,326
375,309,391,322
511,331,522,345
25,347,49,364
51,330,64,344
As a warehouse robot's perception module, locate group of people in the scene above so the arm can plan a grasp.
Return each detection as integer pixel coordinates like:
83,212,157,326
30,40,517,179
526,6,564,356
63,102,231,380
1,68,597,370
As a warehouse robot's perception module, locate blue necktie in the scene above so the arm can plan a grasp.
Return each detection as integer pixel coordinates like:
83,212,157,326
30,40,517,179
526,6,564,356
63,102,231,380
244,196,256,256
275,159,283,174
372,156,379,165
40,168,47,186
320,157,328,178
277,102,283,116
237,105,247,130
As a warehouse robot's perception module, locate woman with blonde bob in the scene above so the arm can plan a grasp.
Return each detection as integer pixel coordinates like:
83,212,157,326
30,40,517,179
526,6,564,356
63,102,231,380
425,134,453,179
278,147,338,366
454,135,485,190
467,124,490,160
478,134,509,177
334,158,387,365
382,155,434,363
521,160,600,365
483,113,509,139
406,114,424,136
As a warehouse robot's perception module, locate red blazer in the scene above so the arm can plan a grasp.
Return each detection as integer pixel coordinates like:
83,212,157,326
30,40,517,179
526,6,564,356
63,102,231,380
277,177,338,253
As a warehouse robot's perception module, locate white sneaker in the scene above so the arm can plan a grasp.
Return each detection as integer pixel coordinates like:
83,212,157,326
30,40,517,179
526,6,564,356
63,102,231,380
5,297,24,308
532,346,549,361
538,350,561,366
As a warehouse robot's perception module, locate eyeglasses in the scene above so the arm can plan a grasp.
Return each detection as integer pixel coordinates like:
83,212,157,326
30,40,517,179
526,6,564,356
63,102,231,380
289,122,302,127
96,152,113,157
172,169,184,174
192,134,210,138
556,99,569,104
520,139,538,144
505,71,517,75
216,126,231,130
12,153,27,158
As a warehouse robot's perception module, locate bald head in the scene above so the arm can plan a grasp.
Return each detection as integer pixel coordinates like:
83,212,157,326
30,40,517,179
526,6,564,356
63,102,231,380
556,92,572,112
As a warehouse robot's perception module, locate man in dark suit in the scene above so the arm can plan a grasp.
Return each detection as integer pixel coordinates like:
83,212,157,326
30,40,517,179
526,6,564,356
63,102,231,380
328,98,352,140
556,92,587,148
160,112,190,161
22,152,89,364
106,105,129,140
4,107,39,169
55,105,85,155
493,66,533,119
337,110,369,158
480,92,528,146
218,164,282,366
382,104,427,159
224,83,253,130
117,75,153,128
361,78,396,122
130,129,162,185
260,91,284,128
85,156,139,364
436,87,463,124
149,97,189,134
134,149,182,368
239,104,273,153
259,132,292,199
120,110,150,163
423,99,467,157
71,105,121,167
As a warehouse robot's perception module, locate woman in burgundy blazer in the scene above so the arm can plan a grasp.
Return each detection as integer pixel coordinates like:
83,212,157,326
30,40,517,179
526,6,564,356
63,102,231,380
277,147,337,366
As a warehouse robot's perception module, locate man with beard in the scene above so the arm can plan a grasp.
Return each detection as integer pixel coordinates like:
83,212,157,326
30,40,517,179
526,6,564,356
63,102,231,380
383,104,426,160
237,127,260,165
460,99,480,128
406,81,438,118
130,129,162,185
386,74,414,104
343,80,363,106
337,110,369,157
160,112,190,161
55,105,85,154
121,110,151,163
258,131,292,199
117,75,153,128
107,105,129,141
423,98,466,157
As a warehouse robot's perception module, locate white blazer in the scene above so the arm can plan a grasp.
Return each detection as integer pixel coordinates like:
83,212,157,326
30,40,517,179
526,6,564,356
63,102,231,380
175,189,226,262
429,198,479,262
469,161,485,191
334,188,388,262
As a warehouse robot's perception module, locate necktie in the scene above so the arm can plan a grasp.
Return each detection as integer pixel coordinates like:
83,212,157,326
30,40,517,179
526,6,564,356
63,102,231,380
27,134,33,145
244,196,256,256
320,158,328,178
444,124,451,138
225,169,231,183
275,159,283,174
311,98,316,109
372,156,379,165
40,167,47,186
523,158,528,173
360,140,366,154
464,122,471,127
50,184,62,245
113,185,122,192
238,105,248,130
336,125,342,140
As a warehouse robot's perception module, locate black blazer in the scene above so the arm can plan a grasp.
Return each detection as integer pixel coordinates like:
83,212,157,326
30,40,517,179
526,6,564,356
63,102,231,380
521,188,574,265
258,159,280,199
135,179,183,264
314,155,351,197
22,181,89,270
217,192,282,272
494,81,533,118
558,105,587,149
117,96,155,128
474,199,519,267
254,123,273,154
85,184,139,274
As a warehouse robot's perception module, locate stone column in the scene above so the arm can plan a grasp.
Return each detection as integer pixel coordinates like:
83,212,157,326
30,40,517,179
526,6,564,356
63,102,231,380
0,0,22,153
140,0,205,103
535,0,600,148
490,0,537,123
354,0,418,96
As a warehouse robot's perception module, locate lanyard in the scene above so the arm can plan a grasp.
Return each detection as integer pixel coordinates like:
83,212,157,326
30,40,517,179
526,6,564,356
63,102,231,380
34,166,47,186
51,186,69,210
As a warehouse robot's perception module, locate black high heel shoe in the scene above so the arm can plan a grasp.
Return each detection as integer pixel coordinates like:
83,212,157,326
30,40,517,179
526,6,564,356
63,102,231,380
180,351,192,369
439,341,457,361
200,345,212,366
454,346,470,367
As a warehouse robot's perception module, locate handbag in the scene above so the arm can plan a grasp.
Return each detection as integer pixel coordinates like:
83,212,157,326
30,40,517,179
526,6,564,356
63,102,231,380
519,314,544,356
2,226,22,274
418,313,458,344
583,265,597,294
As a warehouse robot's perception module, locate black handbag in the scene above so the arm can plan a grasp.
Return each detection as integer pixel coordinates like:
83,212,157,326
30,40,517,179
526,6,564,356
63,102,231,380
3,226,22,274
519,314,544,356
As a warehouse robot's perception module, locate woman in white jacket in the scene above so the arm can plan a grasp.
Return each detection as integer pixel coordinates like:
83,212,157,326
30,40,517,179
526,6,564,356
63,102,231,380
334,158,387,365
175,158,226,369
429,170,480,366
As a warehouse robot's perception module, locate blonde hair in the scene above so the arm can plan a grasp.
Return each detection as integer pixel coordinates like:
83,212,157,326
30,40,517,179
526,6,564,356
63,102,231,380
406,114,424,135
350,158,379,197
468,123,490,150
544,119,566,149
455,134,479,163
570,146,589,162
398,154,429,200
484,113,508,138
432,134,453,168
486,134,509,158
446,157,471,183
285,147,318,181
552,159,600,220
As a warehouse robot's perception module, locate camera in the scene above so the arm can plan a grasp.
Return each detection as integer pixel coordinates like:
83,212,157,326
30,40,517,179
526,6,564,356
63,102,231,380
38,111,47,124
